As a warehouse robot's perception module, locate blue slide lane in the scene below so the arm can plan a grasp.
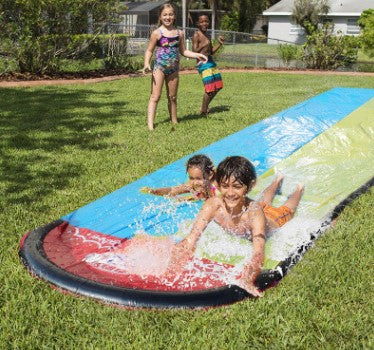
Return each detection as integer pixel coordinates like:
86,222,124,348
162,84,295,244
63,88,374,238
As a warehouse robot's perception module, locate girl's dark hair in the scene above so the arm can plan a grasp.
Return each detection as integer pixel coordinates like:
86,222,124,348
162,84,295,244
158,3,176,26
216,156,256,189
186,154,215,180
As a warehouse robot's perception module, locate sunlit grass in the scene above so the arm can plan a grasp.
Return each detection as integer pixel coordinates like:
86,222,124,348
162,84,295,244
0,72,373,349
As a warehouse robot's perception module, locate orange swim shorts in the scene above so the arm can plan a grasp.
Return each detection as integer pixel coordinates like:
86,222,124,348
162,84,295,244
259,202,294,228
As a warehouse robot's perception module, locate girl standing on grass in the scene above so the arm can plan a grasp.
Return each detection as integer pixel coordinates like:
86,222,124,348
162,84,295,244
143,3,208,130
192,15,224,115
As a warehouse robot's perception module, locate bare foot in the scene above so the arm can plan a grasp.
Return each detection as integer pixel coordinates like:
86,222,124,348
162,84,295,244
275,173,284,183
274,173,284,195
200,108,210,116
296,183,305,192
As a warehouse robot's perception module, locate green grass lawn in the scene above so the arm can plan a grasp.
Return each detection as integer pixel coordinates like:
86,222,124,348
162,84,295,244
0,72,373,349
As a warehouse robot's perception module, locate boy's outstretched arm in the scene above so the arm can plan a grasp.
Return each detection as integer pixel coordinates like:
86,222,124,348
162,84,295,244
165,198,216,274
240,205,267,297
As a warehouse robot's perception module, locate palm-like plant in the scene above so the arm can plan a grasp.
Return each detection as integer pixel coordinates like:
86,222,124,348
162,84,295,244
292,0,330,35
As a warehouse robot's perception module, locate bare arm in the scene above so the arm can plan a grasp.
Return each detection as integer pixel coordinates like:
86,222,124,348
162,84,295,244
143,30,158,73
240,204,267,296
211,36,224,55
179,31,208,62
165,198,216,274
141,184,190,196
184,198,216,248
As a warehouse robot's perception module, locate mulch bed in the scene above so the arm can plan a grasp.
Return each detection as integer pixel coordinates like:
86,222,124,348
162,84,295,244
0,67,373,87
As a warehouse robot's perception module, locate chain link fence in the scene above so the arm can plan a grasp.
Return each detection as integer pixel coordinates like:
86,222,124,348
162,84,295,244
106,23,305,69
1,23,372,75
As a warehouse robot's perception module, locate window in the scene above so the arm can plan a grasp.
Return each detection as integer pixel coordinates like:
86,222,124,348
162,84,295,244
322,18,333,24
290,23,305,35
347,18,360,34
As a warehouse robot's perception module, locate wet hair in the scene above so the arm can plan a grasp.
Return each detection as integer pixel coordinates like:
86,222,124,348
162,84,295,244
197,14,209,22
158,3,176,26
216,156,256,190
186,154,215,180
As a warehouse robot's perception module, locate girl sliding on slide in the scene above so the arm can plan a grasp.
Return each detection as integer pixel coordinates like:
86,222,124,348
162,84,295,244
142,154,217,201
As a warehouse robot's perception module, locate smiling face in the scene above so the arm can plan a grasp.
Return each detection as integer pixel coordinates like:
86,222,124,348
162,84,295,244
159,6,175,27
187,166,205,192
197,15,209,32
219,176,248,210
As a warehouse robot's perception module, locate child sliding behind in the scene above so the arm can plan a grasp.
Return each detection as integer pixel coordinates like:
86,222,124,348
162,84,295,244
143,3,208,130
142,154,217,201
166,156,304,296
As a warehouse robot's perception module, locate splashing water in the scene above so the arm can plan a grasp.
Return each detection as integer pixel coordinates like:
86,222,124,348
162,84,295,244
82,192,327,291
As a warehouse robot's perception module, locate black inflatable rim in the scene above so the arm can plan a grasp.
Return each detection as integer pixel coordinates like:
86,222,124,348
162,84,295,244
19,220,254,309
19,177,373,309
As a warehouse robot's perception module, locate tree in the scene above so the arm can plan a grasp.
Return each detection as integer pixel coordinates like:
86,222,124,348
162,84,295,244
292,0,330,35
0,0,120,73
358,8,374,58
221,0,268,33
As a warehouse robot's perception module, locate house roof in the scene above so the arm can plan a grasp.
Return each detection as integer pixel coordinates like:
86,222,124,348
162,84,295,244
122,1,168,15
263,0,374,16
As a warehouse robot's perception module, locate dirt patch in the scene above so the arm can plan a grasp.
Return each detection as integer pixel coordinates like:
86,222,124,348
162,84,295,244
0,67,373,88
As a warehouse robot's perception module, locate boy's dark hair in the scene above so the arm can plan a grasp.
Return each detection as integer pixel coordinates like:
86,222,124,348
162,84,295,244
197,14,209,21
216,156,256,189
186,154,214,180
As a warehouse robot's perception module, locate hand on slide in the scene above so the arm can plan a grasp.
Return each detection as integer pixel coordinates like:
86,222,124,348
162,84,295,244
140,187,153,194
239,264,264,297
164,239,195,276
238,279,264,297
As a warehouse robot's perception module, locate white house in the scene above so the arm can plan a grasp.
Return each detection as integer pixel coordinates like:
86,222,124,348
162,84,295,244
263,0,373,44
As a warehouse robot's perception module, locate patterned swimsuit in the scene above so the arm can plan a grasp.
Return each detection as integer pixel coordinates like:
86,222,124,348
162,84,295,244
154,29,180,75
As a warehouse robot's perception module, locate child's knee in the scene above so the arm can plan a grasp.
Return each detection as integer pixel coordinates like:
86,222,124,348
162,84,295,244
168,95,177,103
150,94,161,103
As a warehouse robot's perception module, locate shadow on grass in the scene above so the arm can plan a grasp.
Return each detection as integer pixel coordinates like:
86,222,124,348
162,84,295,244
0,87,135,205
176,105,231,123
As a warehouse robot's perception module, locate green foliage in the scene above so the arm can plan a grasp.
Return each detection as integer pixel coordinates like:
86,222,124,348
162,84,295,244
301,24,358,69
237,0,266,33
358,9,374,58
277,44,301,65
292,0,330,35
221,11,240,32
69,34,128,61
0,0,121,73
219,0,267,33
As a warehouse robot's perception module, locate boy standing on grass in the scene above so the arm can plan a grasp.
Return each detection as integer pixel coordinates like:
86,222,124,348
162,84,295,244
166,156,304,296
192,14,224,116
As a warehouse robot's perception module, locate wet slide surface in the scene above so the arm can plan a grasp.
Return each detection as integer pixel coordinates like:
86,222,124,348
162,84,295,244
19,88,374,308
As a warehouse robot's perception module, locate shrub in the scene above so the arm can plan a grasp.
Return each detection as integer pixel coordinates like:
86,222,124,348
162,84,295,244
277,44,301,66
0,0,121,74
301,24,358,69
68,34,128,60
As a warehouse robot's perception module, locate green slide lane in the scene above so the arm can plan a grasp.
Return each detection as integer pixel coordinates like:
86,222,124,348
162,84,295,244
197,99,374,268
